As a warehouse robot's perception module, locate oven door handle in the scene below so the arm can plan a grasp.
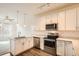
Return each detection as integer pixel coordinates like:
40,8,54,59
44,39,56,42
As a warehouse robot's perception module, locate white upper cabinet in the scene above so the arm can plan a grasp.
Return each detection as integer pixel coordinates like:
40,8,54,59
39,16,46,30
46,14,52,24
37,5,78,31
65,8,76,31
77,7,79,31
58,10,65,31
35,16,46,30
46,13,58,24
51,13,58,23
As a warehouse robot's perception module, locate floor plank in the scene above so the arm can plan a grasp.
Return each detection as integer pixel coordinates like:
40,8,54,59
19,48,52,56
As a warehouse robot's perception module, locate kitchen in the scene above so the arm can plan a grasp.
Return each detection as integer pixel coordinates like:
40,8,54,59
0,3,79,56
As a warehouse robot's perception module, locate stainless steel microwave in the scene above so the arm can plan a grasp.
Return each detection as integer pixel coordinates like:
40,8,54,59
46,23,57,30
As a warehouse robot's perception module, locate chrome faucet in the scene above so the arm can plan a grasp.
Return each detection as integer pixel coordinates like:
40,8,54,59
18,32,21,37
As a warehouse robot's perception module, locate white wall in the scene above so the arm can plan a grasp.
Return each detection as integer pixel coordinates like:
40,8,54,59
0,6,37,38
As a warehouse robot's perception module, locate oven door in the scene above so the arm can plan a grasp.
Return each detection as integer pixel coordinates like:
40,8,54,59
44,39,56,55
44,39,56,48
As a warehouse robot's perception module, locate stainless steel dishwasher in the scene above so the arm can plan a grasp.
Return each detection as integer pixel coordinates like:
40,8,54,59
33,37,40,49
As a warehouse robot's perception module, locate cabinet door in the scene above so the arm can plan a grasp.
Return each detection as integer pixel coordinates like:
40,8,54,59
23,38,33,51
29,38,33,48
39,16,46,30
66,8,76,31
51,13,58,23
77,7,79,31
46,15,51,24
15,39,24,55
58,10,65,30
65,41,75,56
24,39,28,51
57,40,65,56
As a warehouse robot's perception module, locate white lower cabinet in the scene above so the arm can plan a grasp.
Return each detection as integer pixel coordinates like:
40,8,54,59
10,37,33,55
58,10,66,31
15,39,24,55
57,40,65,56
65,41,75,56
57,39,75,56
65,8,76,31
24,39,29,51
27,37,33,49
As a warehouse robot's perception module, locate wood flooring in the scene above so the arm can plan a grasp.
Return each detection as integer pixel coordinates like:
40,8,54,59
18,48,52,56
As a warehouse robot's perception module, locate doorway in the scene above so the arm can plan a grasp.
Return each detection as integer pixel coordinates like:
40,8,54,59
0,20,13,55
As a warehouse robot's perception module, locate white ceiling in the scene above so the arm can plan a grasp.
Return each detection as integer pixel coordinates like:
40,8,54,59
0,3,74,15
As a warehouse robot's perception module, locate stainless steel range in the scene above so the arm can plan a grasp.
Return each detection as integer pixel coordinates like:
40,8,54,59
44,33,58,55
